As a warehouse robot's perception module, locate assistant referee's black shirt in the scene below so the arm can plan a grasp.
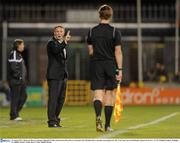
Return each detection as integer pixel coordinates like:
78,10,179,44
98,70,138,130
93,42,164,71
87,23,122,61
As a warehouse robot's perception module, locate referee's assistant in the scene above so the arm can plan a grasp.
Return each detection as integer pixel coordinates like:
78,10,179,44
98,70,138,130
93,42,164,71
87,5,123,132
46,26,71,127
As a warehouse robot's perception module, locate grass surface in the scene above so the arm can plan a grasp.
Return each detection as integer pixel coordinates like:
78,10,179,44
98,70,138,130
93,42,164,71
0,105,180,138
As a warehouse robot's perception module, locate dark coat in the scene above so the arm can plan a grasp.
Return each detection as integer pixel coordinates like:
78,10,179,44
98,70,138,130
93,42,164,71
46,37,68,80
8,50,27,85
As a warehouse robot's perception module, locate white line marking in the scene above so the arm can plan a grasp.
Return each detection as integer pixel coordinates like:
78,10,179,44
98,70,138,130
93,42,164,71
98,112,179,139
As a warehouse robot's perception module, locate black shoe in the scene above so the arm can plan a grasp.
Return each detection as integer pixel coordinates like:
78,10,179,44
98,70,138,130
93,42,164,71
96,116,103,132
10,117,22,121
57,118,61,124
48,124,61,128
58,124,63,128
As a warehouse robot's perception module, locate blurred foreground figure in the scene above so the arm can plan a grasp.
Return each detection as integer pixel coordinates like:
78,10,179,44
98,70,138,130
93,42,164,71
46,26,71,127
0,81,11,102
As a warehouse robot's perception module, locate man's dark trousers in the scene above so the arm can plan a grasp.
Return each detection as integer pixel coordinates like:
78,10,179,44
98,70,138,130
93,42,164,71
47,79,67,126
10,83,27,120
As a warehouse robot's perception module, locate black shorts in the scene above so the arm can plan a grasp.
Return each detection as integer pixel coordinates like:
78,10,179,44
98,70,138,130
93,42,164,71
90,60,117,90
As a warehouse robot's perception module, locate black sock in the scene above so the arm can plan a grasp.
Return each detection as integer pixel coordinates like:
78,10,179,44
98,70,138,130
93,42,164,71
105,106,113,128
93,100,102,118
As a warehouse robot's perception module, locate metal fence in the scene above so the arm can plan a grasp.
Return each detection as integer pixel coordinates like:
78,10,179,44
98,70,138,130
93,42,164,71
0,3,175,22
2,36,179,85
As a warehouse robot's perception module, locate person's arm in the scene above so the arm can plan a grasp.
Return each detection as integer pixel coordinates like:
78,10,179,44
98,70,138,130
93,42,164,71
87,29,93,56
114,29,123,82
115,45,123,82
64,30,71,44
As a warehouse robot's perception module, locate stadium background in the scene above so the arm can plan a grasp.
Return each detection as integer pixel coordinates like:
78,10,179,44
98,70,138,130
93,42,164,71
0,0,179,106
0,0,179,104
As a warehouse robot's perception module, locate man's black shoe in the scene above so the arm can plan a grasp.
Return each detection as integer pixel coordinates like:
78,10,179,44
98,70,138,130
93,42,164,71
48,124,62,128
57,118,61,124
96,116,103,132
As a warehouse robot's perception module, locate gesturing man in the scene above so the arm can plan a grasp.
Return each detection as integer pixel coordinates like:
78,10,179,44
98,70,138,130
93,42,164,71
46,26,71,128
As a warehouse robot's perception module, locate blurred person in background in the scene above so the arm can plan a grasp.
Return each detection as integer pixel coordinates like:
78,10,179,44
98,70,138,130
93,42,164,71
0,80,11,102
8,39,27,121
46,26,71,128
87,4,123,132
173,71,180,83
159,64,168,82
145,62,168,82
153,62,162,81
153,63,168,82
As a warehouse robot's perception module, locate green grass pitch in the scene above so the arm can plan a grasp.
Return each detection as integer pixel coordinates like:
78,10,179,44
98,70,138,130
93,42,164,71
0,105,180,138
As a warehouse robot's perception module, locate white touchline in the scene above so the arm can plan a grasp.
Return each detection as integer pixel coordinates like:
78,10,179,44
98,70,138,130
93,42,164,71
98,112,179,139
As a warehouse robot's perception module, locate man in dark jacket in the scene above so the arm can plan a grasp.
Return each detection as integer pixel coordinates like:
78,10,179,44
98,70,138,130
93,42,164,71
8,39,27,121
46,25,71,127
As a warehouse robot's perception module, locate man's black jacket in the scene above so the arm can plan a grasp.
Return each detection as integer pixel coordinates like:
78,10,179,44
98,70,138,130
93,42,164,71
46,37,68,80
8,50,27,85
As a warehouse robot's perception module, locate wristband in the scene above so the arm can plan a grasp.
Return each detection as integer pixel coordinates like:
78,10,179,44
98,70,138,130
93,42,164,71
117,68,123,71
115,69,120,75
